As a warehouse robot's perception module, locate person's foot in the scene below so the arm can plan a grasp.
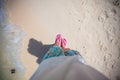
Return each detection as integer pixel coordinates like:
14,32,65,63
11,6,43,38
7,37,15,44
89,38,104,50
55,34,62,46
61,38,70,51
61,38,67,48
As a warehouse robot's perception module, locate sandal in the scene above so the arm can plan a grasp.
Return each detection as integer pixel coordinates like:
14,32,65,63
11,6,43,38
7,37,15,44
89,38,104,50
55,34,62,46
61,38,67,48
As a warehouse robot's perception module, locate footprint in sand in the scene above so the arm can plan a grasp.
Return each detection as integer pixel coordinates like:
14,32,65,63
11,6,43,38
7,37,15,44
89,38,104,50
98,11,108,23
113,0,120,7
107,8,117,17
98,8,117,22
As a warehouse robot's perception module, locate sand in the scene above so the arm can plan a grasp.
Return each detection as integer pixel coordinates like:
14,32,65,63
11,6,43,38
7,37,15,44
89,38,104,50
5,0,120,80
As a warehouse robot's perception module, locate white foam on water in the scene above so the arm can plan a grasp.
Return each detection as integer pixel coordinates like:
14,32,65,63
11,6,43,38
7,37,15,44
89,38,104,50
0,0,26,79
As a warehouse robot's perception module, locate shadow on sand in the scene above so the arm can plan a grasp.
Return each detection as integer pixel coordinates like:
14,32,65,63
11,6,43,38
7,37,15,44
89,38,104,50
28,38,53,64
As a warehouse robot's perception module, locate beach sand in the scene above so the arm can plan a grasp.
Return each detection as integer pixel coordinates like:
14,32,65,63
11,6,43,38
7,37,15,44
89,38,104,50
5,0,120,80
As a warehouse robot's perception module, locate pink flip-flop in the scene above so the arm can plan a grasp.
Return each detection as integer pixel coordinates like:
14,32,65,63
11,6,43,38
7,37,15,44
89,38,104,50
55,34,62,46
61,38,67,47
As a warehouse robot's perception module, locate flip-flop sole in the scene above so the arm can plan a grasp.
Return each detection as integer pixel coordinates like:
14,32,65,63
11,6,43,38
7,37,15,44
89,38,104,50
55,34,62,46
62,38,67,47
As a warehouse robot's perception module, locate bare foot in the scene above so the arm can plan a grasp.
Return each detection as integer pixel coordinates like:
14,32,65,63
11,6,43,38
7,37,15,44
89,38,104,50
63,48,70,52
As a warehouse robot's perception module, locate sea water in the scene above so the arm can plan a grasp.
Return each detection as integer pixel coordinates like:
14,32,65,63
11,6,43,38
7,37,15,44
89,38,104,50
0,0,26,80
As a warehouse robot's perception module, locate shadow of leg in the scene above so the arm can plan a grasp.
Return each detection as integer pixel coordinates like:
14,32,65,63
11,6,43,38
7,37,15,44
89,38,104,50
27,38,53,64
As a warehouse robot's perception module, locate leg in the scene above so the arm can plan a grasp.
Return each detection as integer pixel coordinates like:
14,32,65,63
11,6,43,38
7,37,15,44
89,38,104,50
61,38,86,63
42,34,65,60
64,50,80,56
42,46,65,60
61,38,82,56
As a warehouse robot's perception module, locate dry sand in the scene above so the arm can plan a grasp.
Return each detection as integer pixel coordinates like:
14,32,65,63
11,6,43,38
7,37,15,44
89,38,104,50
5,0,120,80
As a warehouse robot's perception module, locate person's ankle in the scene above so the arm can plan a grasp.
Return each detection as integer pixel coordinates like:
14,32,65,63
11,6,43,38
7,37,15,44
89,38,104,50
62,47,70,52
